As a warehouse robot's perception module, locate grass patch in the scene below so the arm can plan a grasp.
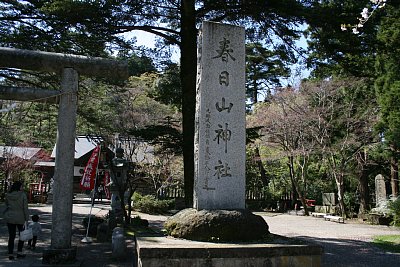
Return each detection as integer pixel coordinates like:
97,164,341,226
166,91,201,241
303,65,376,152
373,235,400,253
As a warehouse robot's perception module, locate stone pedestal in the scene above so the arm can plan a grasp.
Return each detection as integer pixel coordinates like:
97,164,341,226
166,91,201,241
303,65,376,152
368,213,393,225
42,246,77,265
136,236,323,267
96,222,109,242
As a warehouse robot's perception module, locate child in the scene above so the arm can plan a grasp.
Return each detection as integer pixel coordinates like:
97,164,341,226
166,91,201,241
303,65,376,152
27,214,42,250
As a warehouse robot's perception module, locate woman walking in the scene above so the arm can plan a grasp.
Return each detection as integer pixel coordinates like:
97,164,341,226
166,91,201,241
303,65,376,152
4,181,29,260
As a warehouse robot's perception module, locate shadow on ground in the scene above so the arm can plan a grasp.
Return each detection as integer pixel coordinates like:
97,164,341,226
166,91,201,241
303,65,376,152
290,235,400,267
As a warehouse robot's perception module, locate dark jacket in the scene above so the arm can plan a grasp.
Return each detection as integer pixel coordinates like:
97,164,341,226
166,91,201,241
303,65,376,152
4,191,29,224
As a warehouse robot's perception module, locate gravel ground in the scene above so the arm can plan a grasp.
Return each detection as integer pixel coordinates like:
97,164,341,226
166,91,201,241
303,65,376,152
259,212,400,267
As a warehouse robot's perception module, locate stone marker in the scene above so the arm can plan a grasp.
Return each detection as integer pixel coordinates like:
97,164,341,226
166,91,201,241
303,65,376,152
322,193,336,206
194,21,246,210
166,21,269,242
375,174,387,207
112,227,126,259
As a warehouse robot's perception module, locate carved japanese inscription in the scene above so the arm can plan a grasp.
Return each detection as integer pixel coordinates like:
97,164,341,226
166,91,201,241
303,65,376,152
194,21,245,210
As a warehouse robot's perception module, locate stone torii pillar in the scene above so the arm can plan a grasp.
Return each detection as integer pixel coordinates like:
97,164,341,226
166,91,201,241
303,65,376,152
0,47,128,263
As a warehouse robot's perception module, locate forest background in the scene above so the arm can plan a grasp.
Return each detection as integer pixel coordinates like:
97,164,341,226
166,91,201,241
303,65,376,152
1,0,399,219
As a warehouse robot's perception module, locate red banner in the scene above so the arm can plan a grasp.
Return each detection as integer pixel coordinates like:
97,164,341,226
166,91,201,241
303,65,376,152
80,145,100,190
103,171,111,200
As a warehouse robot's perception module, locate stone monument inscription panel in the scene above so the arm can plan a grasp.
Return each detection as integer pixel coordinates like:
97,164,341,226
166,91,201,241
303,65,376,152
194,21,245,210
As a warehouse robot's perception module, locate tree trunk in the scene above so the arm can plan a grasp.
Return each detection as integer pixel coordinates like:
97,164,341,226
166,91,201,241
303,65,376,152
390,156,399,197
180,0,197,208
2,171,9,200
336,177,347,218
287,156,309,215
252,79,258,104
298,194,309,216
126,188,136,224
254,147,268,186
358,169,369,217
118,187,128,223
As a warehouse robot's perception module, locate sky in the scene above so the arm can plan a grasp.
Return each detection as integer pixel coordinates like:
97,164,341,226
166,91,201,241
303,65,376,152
125,31,180,63
131,31,155,48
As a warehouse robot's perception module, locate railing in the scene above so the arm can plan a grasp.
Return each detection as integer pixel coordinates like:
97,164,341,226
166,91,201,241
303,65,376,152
157,187,185,199
156,186,299,210
246,190,269,200
157,187,278,201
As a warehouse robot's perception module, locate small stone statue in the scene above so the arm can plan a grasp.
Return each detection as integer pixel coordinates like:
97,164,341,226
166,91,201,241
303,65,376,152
46,177,54,204
109,148,129,212
48,177,54,194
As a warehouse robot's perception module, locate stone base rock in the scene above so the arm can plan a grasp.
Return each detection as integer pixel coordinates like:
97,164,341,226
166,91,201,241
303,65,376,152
164,208,269,242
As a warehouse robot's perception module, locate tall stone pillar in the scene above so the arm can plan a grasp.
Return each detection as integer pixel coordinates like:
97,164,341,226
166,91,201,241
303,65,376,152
375,174,387,207
194,21,246,210
165,23,270,242
43,68,78,263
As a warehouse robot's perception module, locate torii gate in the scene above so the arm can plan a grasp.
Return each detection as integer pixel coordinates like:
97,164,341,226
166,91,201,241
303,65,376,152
0,47,128,263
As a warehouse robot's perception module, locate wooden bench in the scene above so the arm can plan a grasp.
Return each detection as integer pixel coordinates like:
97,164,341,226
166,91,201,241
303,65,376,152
324,215,344,223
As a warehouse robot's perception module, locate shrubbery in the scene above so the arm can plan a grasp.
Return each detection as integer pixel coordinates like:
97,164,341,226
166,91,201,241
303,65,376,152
389,197,400,227
131,215,149,227
132,192,174,214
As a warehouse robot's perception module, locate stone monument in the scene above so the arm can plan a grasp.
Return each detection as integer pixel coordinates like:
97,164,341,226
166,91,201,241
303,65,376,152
46,177,54,204
370,174,392,225
322,193,336,206
375,174,387,207
315,192,336,214
165,21,268,242
194,21,246,210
